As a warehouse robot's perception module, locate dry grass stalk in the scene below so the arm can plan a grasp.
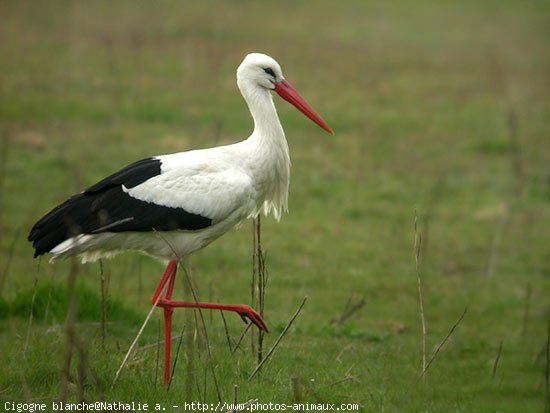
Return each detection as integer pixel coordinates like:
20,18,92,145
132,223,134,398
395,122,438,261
335,343,353,363
414,213,428,378
330,295,366,326
168,324,186,390
327,375,358,388
250,220,257,356
231,323,252,355
220,310,234,352
232,384,238,413
249,297,307,380
251,215,268,363
420,307,467,379
257,217,268,364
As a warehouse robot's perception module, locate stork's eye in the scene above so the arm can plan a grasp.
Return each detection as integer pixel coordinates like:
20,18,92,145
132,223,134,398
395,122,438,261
263,67,275,77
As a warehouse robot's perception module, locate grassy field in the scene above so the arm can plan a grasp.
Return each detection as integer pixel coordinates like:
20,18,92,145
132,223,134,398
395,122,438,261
1,0,549,411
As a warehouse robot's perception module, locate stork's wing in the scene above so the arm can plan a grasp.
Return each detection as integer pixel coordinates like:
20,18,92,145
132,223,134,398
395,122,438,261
28,156,254,257
125,154,256,222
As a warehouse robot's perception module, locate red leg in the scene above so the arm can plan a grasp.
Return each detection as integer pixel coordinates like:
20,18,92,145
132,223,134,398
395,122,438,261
150,259,177,305
162,262,176,385
150,260,177,386
151,259,268,386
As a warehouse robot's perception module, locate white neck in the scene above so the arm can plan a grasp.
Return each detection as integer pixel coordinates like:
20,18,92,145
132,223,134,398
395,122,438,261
238,80,282,138
238,80,291,220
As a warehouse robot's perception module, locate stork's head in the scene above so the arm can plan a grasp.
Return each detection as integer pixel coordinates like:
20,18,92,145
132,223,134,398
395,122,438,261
237,53,283,90
237,53,333,135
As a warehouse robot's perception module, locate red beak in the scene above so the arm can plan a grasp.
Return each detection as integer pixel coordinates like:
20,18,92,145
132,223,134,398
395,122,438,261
274,79,334,135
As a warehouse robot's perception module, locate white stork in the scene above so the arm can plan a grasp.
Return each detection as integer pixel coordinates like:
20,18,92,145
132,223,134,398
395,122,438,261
28,53,333,384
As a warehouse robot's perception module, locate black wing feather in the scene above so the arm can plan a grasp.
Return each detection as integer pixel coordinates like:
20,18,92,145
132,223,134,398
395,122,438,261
28,157,212,258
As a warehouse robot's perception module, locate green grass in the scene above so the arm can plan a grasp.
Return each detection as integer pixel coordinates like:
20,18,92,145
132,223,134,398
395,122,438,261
1,0,549,411
8,280,142,325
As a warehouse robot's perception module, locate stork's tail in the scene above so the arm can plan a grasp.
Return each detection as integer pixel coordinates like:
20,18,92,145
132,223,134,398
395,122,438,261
28,195,88,258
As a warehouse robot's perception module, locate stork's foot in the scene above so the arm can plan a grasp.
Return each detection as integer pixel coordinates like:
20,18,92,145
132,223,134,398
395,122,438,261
234,304,269,332
157,299,268,332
